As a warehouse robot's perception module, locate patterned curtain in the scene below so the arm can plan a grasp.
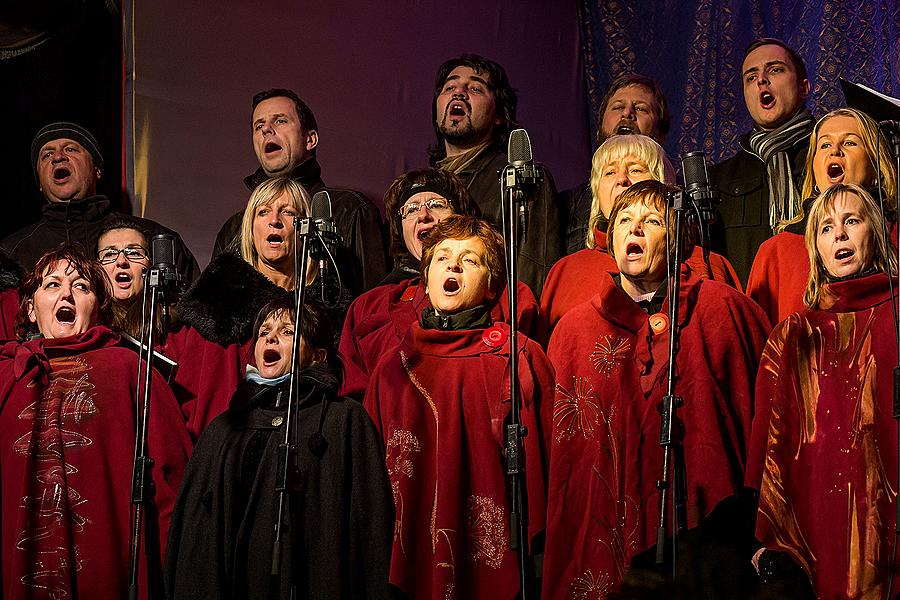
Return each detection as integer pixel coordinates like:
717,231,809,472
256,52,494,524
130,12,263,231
578,0,900,163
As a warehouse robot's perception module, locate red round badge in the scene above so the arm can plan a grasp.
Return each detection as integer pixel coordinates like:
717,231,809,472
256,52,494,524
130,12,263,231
400,285,417,302
649,313,669,334
482,325,508,348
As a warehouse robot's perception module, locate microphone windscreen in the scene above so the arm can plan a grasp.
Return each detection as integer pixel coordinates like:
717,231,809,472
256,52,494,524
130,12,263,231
681,151,710,191
151,234,176,268
508,128,533,165
311,190,333,220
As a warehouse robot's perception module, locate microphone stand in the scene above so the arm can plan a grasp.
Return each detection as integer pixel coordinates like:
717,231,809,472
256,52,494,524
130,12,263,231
270,214,317,588
500,162,536,599
654,188,689,578
127,262,175,600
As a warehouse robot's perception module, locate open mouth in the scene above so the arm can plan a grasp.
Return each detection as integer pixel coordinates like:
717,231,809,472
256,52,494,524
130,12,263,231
616,121,636,135
443,277,460,294
263,349,281,364
264,141,282,154
827,163,845,182
760,91,775,109
266,233,284,245
835,248,854,261
53,166,71,181
115,272,133,286
626,242,644,257
448,102,467,117
416,226,433,241
56,306,76,325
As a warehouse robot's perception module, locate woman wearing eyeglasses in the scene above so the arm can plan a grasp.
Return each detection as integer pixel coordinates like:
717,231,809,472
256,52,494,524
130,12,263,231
96,217,154,338
337,168,540,400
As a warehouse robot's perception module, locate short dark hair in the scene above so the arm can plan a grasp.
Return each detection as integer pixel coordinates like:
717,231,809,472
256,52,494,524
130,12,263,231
97,216,150,250
383,168,477,259
743,38,808,82
16,243,114,341
252,88,319,133
419,214,506,297
252,295,335,360
428,54,518,165
596,73,670,146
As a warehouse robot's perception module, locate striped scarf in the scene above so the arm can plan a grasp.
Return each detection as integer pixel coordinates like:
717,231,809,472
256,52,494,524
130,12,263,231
747,109,814,231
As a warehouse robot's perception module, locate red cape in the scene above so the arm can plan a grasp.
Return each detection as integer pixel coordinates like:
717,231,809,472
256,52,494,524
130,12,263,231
338,277,540,400
747,223,899,327
364,321,552,600
0,326,191,599
540,228,742,333
746,273,899,599
542,268,770,598
0,287,18,341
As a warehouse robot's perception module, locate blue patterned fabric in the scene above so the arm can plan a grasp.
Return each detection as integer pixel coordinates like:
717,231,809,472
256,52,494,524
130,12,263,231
578,0,900,162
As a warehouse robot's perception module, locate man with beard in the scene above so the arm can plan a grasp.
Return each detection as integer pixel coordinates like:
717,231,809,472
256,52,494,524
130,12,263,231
429,54,561,297
212,89,387,294
1,121,199,283
709,38,813,285
560,73,670,254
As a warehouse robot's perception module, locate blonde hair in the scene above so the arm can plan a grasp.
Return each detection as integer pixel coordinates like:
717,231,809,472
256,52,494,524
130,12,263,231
781,108,897,232
587,134,676,249
240,177,317,289
803,183,896,308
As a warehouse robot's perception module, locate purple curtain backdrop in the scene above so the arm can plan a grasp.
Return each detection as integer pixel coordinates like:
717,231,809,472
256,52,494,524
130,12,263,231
578,0,900,163
134,2,592,267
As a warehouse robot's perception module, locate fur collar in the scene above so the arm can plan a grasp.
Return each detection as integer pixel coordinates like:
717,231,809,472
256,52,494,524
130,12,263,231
176,252,290,345
0,251,23,291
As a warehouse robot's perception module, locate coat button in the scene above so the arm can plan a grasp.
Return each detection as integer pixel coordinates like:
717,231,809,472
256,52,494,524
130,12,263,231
272,416,283,427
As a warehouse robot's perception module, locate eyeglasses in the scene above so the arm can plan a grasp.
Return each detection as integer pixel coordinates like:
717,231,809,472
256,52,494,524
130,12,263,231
97,246,149,264
398,198,451,220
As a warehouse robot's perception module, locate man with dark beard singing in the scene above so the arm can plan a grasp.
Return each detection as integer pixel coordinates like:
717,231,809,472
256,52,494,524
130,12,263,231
428,54,561,297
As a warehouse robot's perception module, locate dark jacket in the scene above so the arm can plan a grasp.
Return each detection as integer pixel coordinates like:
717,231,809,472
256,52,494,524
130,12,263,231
211,156,388,295
0,194,200,283
559,180,592,255
165,364,394,600
454,145,562,297
709,132,810,286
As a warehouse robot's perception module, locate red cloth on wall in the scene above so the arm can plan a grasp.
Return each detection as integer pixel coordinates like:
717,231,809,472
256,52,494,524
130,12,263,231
339,278,540,400
0,326,191,600
540,228,742,333
542,268,770,599
746,273,899,599
364,321,552,600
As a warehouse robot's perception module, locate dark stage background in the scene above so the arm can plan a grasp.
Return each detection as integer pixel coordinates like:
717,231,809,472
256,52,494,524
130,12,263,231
132,1,592,267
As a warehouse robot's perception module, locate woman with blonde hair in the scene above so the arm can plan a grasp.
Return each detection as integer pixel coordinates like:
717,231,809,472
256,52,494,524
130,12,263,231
540,134,739,332
747,183,898,597
165,177,348,440
747,107,897,325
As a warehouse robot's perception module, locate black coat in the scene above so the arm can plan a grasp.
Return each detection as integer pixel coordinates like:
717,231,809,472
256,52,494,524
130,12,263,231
708,132,809,286
0,194,200,283
165,365,394,600
211,156,388,295
453,145,562,297
559,180,592,255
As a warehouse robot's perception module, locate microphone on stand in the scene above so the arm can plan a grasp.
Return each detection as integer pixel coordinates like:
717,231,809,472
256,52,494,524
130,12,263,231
310,190,342,306
505,129,542,244
680,151,718,227
149,233,182,329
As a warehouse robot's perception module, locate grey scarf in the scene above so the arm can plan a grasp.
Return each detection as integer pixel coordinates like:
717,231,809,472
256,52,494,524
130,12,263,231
747,109,814,231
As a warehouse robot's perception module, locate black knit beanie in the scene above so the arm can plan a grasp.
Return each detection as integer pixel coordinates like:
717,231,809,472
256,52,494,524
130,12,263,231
30,121,104,181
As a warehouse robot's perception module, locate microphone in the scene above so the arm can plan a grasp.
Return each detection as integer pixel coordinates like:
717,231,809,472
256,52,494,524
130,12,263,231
880,120,900,131
149,233,183,331
681,151,718,227
505,128,542,243
310,190,341,305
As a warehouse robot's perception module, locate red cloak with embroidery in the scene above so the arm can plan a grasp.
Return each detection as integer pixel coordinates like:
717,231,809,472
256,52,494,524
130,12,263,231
746,273,899,599
0,326,191,600
363,321,552,600
339,278,541,401
542,267,770,599
540,228,742,333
